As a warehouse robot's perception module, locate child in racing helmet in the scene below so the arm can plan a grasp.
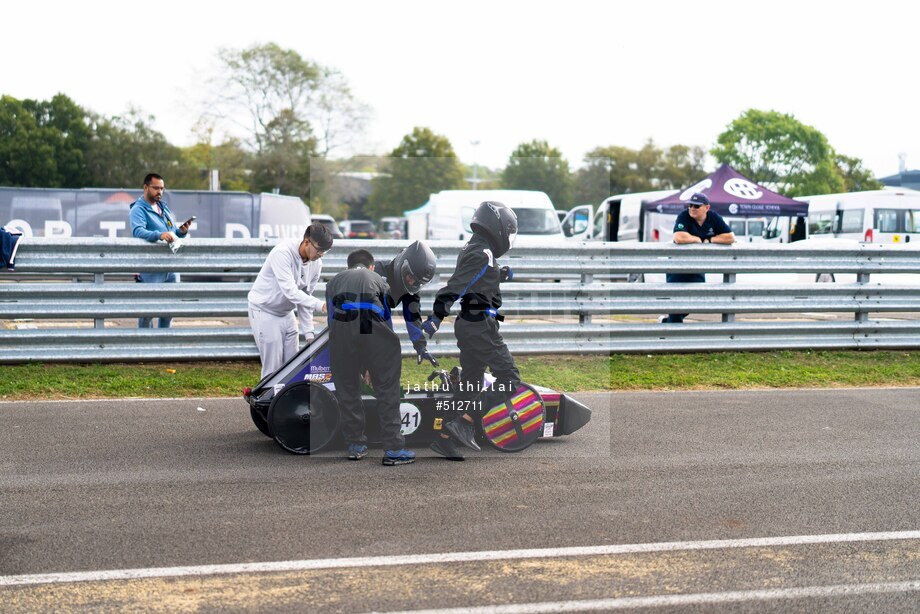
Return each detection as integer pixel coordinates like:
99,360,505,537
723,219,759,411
374,241,439,367
422,201,519,460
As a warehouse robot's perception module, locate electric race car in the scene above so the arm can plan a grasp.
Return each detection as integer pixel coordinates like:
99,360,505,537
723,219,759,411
244,329,592,455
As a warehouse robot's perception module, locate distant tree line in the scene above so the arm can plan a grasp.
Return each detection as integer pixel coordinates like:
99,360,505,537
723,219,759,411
1,44,881,222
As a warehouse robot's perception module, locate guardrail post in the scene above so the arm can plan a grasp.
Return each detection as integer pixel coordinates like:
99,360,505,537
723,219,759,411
855,272,870,322
721,273,736,323
94,272,105,329
580,272,593,325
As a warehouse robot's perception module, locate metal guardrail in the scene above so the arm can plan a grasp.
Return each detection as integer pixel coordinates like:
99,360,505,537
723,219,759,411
3,320,920,363
4,282,920,319
2,238,920,363
13,238,920,275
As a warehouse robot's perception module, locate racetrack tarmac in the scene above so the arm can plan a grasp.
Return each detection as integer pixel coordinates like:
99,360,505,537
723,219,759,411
1,389,919,612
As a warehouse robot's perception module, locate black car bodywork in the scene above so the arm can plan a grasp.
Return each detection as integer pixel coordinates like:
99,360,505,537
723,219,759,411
245,329,592,455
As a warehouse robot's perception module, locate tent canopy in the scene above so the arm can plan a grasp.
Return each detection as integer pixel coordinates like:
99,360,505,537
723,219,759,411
644,164,808,217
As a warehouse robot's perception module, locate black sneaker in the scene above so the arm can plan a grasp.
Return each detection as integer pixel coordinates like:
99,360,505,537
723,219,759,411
430,437,465,461
445,418,481,452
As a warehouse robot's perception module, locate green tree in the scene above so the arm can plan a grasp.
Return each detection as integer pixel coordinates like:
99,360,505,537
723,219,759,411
660,144,707,190
310,66,371,158
213,43,320,155
85,107,181,188
171,127,252,192
571,162,611,205
208,43,367,197
0,93,92,187
501,140,573,207
573,140,706,203
461,162,501,190
303,156,376,220
365,127,466,220
711,109,845,196
834,154,883,192
248,109,317,197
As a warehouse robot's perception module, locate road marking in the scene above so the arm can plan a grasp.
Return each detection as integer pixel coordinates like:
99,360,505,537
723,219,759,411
1,530,919,587
375,581,920,613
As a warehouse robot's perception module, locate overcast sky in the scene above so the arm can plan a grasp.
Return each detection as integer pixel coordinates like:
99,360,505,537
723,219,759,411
3,0,917,178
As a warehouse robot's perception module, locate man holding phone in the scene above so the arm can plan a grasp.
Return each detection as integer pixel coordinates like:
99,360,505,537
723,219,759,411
129,172,192,329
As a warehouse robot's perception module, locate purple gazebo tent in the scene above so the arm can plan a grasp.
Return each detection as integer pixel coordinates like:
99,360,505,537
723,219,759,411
643,164,808,218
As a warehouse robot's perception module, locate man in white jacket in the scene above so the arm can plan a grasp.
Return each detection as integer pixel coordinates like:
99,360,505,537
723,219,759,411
248,223,334,379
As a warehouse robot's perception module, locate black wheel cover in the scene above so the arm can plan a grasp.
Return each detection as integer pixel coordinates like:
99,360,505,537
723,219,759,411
267,381,340,455
250,405,272,438
480,383,545,453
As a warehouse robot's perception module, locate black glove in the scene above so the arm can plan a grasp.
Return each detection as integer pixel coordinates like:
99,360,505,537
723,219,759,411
500,266,514,282
422,314,441,338
413,339,439,367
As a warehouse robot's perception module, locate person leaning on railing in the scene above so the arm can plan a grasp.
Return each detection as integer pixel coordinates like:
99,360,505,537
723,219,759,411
660,192,736,324
129,173,192,329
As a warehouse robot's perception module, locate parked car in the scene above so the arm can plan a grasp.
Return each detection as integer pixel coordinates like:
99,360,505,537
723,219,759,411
338,219,377,239
379,216,407,239
311,214,344,239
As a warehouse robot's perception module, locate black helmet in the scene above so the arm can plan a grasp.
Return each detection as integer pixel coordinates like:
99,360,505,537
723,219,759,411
392,241,437,294
470,201,518,257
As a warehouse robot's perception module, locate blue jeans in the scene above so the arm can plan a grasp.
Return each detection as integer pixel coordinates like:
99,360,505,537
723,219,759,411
137,272,178,328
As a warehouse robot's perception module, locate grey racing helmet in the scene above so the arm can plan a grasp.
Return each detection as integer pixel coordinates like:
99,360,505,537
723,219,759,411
392,240,437,294
470,201,518,257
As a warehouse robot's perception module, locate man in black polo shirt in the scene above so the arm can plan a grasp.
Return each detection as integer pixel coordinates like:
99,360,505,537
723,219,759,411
661,192,735,324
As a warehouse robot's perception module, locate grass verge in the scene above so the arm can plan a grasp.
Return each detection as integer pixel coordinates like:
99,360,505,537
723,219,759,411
0,351,918,401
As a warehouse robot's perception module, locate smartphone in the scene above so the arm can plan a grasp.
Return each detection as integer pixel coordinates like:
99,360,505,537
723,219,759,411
182,216,197,226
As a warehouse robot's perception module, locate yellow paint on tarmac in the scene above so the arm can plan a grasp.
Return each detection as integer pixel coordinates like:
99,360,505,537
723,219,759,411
3,541,919,612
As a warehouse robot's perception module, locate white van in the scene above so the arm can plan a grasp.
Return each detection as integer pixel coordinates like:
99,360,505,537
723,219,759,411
835,190,920,244
561,190,677,242
426,189,566,246
762,213,809,244
725,217,768,243
797,189,920,244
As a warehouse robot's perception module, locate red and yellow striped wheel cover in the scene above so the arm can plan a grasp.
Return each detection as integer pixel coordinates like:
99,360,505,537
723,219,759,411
481,385,544,450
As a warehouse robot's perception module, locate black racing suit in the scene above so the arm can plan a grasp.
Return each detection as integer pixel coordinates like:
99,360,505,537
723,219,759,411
431,234,521,414
325,266,404,450
375,258,427,357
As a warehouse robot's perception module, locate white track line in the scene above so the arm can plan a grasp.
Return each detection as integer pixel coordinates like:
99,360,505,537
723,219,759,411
376,581,920,613
1,530,918,587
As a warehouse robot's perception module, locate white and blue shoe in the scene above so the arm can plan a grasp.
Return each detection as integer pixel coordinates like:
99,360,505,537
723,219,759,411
346,443,368,460
382,449,416,466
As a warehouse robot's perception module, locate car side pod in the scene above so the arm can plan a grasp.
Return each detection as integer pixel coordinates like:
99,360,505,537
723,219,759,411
557,394,592,435
267,381,341,455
